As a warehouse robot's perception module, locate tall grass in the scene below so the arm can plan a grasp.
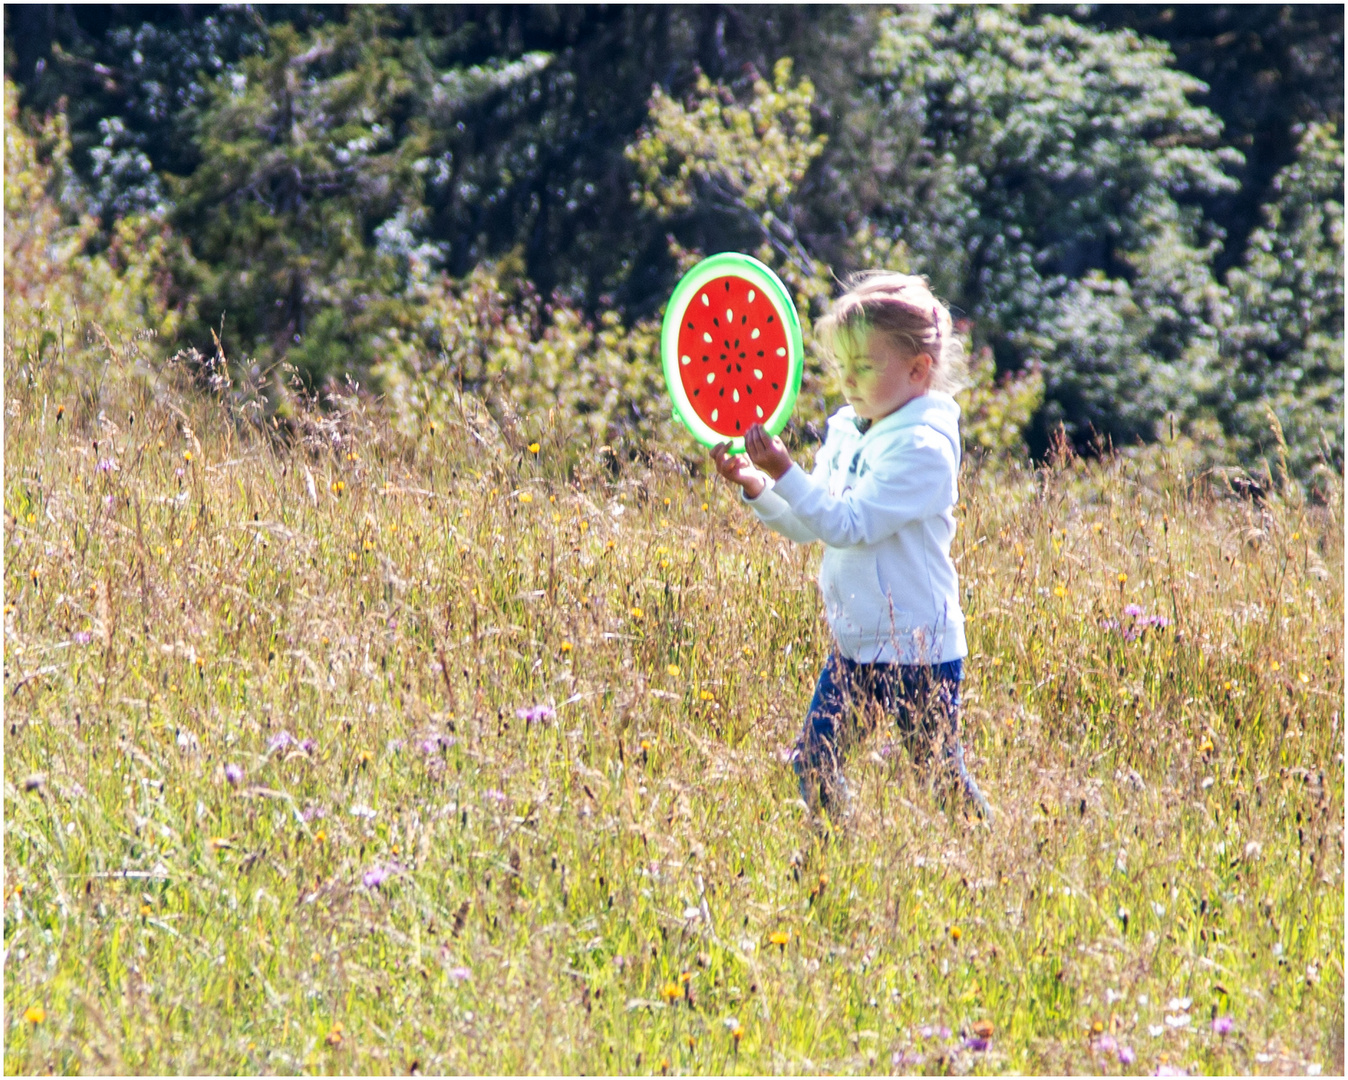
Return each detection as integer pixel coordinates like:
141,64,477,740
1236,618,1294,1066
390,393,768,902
3,328,1342,1076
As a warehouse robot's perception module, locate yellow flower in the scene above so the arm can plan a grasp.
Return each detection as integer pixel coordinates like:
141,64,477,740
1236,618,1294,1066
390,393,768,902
663,498,671,506
1199,738,1214,754
680,971,692,984
732,1026,744,1043
660,560,670,569
363,539,375,552
630,607,645,620
768,930,790,947
950,926,962,942
699,689,714,701
701,502,709,511
1117,572,1128,585
1298,672,1310,684
518,492,534,504
26,513,35,524
528,442,541,454
1270,660,1281,672
315,830,326,844
183,450,193,463
579,520,589,532
140,904,152,917
332,480,345,495
641,739,652,752
1053,585,1067,598
660,981,683,1001
553,513,562,524
560,641,573,653
1091,1018,1105,1034
23,1005,44,1024
667,663,681,677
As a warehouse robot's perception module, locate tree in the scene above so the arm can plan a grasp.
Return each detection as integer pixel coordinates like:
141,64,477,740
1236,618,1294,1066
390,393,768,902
849,6,1239,450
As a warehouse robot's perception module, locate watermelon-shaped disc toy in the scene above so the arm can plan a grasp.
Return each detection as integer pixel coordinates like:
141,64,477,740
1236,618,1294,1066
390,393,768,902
661,253,803,452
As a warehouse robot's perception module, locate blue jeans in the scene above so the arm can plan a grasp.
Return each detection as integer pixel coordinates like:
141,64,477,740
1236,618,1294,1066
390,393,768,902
793,654,990,817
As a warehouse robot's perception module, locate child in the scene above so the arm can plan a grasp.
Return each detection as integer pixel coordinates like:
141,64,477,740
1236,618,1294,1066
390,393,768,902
710,272,992,824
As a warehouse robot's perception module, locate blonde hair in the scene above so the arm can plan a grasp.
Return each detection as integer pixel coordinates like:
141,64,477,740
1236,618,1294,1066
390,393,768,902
815,271,967,394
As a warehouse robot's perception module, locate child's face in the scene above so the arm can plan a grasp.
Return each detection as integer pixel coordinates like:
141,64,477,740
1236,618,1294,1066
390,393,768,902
835,325,932,421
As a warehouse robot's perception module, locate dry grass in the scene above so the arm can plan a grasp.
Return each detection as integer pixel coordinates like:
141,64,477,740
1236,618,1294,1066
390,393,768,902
3,330,1342,1075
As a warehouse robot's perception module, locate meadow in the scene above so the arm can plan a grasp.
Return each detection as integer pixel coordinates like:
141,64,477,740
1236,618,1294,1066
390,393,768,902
2,320,1342,1077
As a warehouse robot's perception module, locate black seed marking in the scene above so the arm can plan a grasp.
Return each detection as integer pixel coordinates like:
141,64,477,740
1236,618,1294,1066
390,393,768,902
735,420,741,431
767,315,774,322
713,317,719,327
741,315,747,325
757,350,764,357
772,382,779,389
725,364,731,373
739,352,746,359
693,389,699,396
724,281,730,291
734,339,740,347
719,353,726,360
746,384,752,394
719,388,725,397
723,340,730,348
736,364,742,372
687,322,694,329
702,355,709,362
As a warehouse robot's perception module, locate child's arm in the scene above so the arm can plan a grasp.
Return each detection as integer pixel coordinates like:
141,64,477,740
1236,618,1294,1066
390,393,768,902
710,440,822,544
753,426,956,548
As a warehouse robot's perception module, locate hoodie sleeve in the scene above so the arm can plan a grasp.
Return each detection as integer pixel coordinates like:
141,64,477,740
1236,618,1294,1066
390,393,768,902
740,479,822,543
770,425,956,547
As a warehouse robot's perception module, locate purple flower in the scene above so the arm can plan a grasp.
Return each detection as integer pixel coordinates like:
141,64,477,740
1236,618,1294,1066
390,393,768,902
918,1025,951,1041
224,763,244,787
1093,1034,1118,1056
298,738,317,754
362,863,397,889
483,788,507,805
1124,603,1144,618
962,1036,990,1052
96,458,118,474
1146,614,1170,629
267,731,294,754
1118,1045,1136,1066
892,1050,921,1067
446,965,471,983
1211,1016,1233,1036
300,805,327,822
515,704,556,725
72,630,94,646
418,733,457,755
1153,1065,1186,1077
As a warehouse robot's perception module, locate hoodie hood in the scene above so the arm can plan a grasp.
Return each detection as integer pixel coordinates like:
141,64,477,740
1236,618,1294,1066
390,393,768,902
839,392,962,460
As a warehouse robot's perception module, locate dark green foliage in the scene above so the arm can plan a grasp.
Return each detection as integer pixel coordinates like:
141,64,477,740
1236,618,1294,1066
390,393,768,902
4,4,1343,478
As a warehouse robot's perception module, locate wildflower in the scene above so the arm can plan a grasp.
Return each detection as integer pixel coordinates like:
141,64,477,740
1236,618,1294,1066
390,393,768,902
1117,572,1127,584
667,663,681,677
640,739,652,752
326,1023,344,1047
660,981,683,1002
560,641,573,653
1270,660,1280,671
95,458,118,473
962,1036,990,1052
949,926,962,942
630,607,644,620
699,689,715,701
1124,603,1144,618
919,1025,952,1041
701,502,709,511
183,450,193,463
515,705,556,725
1053,585,1067,598
1093,1034,1118,1056
1211,1016,1233,1035
224,763,244,787
267,731,295,754
350,803,376,820
768,930,789,948
518,492,533,503
446,966,471,984
72,630,93,646
483,789,507,805
528,443,541,454
1298,672,1310,684
1118,1045,1136,1065
23,1005,44,1024
1164,1013,1190,1029
332,480,345,495
315,830,326,844
362,864,397,889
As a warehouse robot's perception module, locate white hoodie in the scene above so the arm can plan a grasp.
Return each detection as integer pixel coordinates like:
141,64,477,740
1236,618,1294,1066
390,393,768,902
743,392,966,664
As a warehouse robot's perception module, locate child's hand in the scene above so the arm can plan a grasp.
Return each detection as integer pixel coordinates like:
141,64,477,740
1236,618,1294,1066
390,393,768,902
744,424,794,480
711,442,768,499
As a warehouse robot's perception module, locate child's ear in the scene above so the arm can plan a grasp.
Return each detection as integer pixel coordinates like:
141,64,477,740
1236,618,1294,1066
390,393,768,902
911,351,934,381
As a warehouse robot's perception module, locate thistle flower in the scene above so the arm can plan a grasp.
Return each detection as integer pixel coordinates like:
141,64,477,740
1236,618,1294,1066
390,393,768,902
446,966,471,983
1118,1046,1136,1065
1211,1016,1233,1035
515,705,556,724
962,1036,990,1052
224,763,244,787
72,630,93,646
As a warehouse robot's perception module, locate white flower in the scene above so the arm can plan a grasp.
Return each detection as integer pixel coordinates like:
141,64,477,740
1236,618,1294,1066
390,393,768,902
350,803,377,820
1167,997,1191,1012
1165,1013,1191,1029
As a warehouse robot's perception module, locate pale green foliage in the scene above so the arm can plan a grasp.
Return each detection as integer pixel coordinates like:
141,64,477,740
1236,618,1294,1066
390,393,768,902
5,81,193,354
960,347,1045,458
1217,123,1344,485
376,259,674,457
